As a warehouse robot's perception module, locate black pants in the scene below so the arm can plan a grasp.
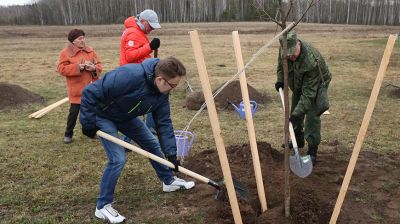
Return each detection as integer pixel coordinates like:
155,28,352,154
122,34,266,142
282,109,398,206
64,104,80,138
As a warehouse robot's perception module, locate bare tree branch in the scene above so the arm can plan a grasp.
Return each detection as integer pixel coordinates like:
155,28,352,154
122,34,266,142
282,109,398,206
250,2,282,26
284,0,295,22
291,0,322,30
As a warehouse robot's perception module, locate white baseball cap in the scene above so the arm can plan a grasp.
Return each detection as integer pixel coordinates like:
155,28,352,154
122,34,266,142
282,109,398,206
139,9,161,29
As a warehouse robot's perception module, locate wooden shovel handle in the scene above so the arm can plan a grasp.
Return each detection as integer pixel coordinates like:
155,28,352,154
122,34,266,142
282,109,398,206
96,130,210,184
278,88,299,149
154,49,158,58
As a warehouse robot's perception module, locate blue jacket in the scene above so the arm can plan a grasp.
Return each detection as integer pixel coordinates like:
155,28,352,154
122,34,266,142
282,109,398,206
80,58,177,156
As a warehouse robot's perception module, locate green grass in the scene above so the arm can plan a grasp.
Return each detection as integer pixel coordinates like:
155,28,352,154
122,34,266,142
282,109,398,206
0,22,399,223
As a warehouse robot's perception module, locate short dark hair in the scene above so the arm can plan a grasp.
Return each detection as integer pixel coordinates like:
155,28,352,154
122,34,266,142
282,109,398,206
155,57,186,79
68,29,85,43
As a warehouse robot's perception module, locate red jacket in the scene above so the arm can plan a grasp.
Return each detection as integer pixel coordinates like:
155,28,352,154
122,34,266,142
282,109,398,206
57,43,102,104
120,16,153,66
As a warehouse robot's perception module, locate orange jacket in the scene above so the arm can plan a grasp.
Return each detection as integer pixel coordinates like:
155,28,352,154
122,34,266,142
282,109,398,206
120,16,153,66
57,43,102,104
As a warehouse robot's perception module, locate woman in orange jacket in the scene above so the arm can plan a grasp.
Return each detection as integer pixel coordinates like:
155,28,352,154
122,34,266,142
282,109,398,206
57,29,103,144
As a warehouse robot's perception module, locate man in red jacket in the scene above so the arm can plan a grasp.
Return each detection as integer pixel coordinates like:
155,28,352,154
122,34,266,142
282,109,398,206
120,9,160,65
119,9,161,136
120,9,161,135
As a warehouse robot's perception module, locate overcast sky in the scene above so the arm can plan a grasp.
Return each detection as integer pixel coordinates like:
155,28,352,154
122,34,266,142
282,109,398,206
0,0,37,6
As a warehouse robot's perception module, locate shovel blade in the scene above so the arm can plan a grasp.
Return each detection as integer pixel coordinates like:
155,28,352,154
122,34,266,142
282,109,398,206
289,154,313,178
214,178,250,201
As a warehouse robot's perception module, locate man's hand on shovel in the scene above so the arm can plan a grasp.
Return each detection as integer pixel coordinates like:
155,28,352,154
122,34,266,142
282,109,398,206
93,130,253,204
82,126,99,138
167,155,180,172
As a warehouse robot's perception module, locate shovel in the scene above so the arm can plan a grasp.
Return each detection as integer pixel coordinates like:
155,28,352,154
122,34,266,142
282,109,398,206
278,88,313,178
96,130,250,200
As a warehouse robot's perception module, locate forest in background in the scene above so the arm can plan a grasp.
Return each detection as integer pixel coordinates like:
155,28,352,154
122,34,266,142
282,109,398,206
0,0,399,26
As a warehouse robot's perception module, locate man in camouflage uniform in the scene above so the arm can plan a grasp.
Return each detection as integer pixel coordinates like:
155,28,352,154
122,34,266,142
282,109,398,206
275,31,331,165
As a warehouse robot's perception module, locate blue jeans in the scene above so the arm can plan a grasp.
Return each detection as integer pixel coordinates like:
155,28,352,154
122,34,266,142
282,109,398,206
122,112,156,142
96,116,174,209
145,113,156,133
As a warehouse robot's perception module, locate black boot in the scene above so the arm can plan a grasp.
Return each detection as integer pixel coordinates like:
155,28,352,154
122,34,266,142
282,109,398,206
307,146,318,166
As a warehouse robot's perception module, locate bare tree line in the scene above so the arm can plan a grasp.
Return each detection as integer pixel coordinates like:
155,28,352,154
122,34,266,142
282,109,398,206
0,0,399,25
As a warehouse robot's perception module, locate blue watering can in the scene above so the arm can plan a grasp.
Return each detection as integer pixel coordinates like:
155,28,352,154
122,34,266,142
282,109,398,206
174,130,195,158
228,100,258,120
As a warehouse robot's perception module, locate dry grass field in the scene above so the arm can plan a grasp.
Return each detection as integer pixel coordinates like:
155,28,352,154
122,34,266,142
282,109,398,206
0,22,399,223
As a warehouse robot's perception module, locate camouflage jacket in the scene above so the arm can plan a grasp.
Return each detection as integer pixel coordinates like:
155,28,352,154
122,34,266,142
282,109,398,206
277,41,331,117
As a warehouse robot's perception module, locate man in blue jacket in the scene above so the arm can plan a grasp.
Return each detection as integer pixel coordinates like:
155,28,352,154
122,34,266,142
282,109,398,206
80,57,195,223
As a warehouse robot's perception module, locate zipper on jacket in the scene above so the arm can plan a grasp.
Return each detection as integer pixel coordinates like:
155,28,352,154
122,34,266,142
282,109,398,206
128,101,142,114
145,105,152,114
102,101,114,111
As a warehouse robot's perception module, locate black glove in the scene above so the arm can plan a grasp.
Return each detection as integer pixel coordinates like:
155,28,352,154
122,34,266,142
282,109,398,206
150,38,160,50
275,82,284,92
82,126,99,138
289,114,302,124
167,155,180,172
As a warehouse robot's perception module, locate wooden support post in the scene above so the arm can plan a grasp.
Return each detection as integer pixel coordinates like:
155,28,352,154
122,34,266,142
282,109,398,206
189,30,243,224
329,34,398,223
232,31,268,213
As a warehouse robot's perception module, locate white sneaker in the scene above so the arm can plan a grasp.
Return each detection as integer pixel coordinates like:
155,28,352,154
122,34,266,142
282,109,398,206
163,176,195,192
95,204,126,223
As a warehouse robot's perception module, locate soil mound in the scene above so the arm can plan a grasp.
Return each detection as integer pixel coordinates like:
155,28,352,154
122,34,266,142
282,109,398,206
185,80,270,110
179,142,400,223
0,83,44,110
185,91,205,110
388,87,400,98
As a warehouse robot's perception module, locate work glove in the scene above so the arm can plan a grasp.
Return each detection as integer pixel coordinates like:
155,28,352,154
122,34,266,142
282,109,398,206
167,155,180,172
82,126,99,139
289,114,301,123
275,82,284,92
150,38,160,50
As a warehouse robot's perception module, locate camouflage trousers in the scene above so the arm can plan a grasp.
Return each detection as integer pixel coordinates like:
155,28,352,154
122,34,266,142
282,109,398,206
291,93,321,149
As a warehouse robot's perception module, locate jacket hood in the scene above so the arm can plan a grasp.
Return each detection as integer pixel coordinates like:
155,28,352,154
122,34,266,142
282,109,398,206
124,16,139,29
141,58,160,92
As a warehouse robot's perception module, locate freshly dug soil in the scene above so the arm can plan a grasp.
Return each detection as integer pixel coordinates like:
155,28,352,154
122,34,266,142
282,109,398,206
0,83,44,110
185,91,205,110
388,87,400,98
177,142,399,223
214,80,270,110
185,80,270,110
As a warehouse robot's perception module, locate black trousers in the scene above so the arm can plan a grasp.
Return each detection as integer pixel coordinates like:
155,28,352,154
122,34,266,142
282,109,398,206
64,104,80,137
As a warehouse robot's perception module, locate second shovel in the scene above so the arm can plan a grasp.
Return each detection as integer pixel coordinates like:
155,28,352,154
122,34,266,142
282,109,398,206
279,88,313,178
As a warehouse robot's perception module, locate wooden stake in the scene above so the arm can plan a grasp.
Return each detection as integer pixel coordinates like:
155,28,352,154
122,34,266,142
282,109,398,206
329,34,398,224
232,31,268,212
190,30,243,224
29,97,69,119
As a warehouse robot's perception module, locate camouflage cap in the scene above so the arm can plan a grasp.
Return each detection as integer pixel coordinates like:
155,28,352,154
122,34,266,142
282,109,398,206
279,31,297,56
